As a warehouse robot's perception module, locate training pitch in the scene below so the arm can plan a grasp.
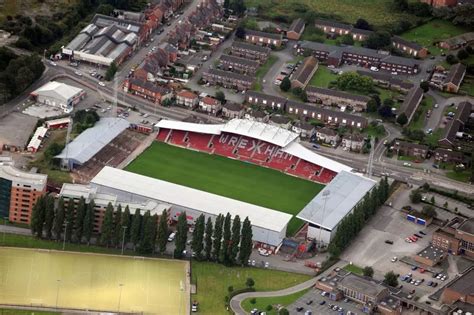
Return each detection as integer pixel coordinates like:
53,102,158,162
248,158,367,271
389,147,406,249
126,142,324,235
0,247,189,314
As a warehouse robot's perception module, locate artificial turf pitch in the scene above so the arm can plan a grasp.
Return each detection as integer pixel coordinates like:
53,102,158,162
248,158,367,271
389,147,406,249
126,142,324,235
0,247,188,314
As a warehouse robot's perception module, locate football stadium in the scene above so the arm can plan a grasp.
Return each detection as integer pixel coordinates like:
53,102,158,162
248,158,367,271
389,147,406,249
0,247,189,314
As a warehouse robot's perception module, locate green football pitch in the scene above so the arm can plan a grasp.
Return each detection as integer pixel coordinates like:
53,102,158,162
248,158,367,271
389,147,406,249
0,247,189,314
126,142,324,235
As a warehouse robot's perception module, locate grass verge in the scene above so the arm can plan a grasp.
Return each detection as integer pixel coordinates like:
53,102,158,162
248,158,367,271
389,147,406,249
343,263,364,275
309,66,338,88
253,55,278,91
241,289,310,314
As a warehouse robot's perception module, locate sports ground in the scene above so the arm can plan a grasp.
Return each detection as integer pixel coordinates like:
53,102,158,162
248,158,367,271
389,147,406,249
0,247,189,314
125,142,324,235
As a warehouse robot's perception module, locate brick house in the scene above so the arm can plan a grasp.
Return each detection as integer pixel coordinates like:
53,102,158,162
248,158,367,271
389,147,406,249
287,18,305,40
438,101,472,148
316,127,340,145
198,96,221,115
219,54,260,74
357,70,414,93
245,91,287,110
176,90,199,108
291,121,316,139
202,69,254,91
123,78,172,104
244,110,269,122
439,32,474,50
342,134,365,151
393,140,429,159
443,63,467,93
433,148,463,164
222,102,244,119
391,36,428,58
291,56,319,89
305,86,370,112
314,19,352,36
399,87,424,124
231,41,271,63
269,115,292,129
244,29,283,47
421,0,458,7
441,267,474,306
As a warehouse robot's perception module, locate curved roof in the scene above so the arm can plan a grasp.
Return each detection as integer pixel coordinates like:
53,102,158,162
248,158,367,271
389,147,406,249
222,119,299,147
56,118,129,165
155,119,224,135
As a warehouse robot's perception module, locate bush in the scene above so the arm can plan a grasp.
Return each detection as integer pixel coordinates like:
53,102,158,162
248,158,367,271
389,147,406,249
250,298,256,305
246,277,255,288
266,305,273,311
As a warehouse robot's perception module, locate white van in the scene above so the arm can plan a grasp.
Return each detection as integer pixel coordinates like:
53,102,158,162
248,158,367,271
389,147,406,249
167,232,176,242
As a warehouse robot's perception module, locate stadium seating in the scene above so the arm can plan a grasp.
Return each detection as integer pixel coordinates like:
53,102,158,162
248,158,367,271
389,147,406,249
287,159,322,180
156,128,171,142
168,130,188,147
234,136,258,160
186,132,213,152
315,168,337,184
250,141,280,162
210,133,240,158
265,153,297,172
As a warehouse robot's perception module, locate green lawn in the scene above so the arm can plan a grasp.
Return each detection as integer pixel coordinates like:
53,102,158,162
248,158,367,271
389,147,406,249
126,142,323,235
446,170,471,183
192,262,311,315
401,20,469,55
245,0,420,28
343,263,364,275
363,124,386,138
241,289,310,314
253,55,278,91
425,128,443,147
408,95,434,131
460,74,474,97
309,66,338,88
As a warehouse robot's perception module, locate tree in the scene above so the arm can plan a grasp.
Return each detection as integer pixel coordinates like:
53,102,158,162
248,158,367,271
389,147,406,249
250,298,256,305
105,61,117,81
220,213,232,264
215,90,226,104
396,113,408,126
364,31,391,50
138,211,155,254
409,189,422,204
279,308,289,315
212,214,224,261
174,212,188,259
363,266,374,278
280,76,291,92
96,4,114,15
238,216,253,266
354,18,372,30
204,217,213,261
130,209,142,249
246,277,255,288
430,196,435,205
367,99,378,112
191,214,205,260
229,215,241,265
422,205,437,218
44,195,55,239
384,271,399,287
82,200,94,245
100,202,115,247
420,81,430,92
341,34,354,46
113,204,123,248
73,197,86,243
156,210,169,254
335,72,374,94
378,105,393,118
121,205,131,245
457,49,469,60
235,26,246,39
30,195,45,237
65,199,75,243
446,54,458,65
394,0,409,11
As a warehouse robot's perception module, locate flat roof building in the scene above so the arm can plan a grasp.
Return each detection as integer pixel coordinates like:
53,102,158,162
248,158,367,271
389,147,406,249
30,81,85,113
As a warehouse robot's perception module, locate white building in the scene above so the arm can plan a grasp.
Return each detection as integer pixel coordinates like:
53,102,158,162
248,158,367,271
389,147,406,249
297,171,377,245
90,166,293,251
30,81,85,113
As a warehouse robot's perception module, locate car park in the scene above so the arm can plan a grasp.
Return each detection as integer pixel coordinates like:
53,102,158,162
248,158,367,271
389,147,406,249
306,300,313,305
296,306,304,312
319,300,326,305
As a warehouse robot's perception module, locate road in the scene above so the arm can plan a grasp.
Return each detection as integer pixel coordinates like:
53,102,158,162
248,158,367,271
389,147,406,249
261,44,295,96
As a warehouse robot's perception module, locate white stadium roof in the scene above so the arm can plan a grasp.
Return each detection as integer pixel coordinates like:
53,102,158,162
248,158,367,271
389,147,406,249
91,166,292,233
56,118,130,165
297,171,376,230
155,119,224,135
31,81,83,102
222,119,299,147
282,142,352,173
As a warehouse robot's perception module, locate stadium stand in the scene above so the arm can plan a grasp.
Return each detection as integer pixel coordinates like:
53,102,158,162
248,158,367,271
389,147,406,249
154,119,352,184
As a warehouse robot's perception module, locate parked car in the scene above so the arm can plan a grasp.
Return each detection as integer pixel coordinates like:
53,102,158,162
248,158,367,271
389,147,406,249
391,257,398,262
319,300,326,305
385,240,394,245
167,232,176,242
419,231,427,235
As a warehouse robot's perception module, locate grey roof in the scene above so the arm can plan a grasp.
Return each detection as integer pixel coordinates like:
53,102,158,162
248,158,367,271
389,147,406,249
392,36,423,51
220,54,260,68
458,218,474,235
356,70,414,90
300,41,335,53
223,102,243,112
297,171,376,230
352,28,374,36
319,127,337,136
440,119,462,145
444,63,467,86
92,14,143,34
306,86,371,103
292,56,318,86
416,245,445,261
270,114,291,124
206,69,254,83
289,18,305,34
446,267,474,294
245,91,287,105
245,29,283,40
400,87,424,121
339,274,387,298
455,101,472,124
381,55,419,67
129,78,171,94
395,140,428,151
232,41,271,54
56,118,130,165
314,19,352,31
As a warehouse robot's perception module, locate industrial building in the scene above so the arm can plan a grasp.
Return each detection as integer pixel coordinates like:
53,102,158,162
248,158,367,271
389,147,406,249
30,81,85,113
296,171,377,245
90,166,293,251
0,156,47,224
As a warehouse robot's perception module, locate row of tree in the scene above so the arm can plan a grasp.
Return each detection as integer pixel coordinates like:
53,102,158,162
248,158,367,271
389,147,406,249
328,176,390,257
31,196,254,265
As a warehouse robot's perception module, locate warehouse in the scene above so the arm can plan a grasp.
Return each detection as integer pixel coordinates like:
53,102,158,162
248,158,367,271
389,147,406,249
90,166,293,251
30,81,85,113
297,171,376,245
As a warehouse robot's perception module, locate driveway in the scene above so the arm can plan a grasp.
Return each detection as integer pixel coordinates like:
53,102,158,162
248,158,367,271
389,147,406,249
261,44,296,97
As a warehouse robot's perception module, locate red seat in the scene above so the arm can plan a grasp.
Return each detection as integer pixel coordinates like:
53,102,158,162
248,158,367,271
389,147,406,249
168,130,188,147
156,128,170,142
265,151,297,172
287,160,322,180
186,132,213,152
211,133,240,158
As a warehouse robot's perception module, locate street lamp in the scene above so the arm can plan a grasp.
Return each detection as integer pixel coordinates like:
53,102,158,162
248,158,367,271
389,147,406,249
121,226,128,255
55,279,61,308
318,190,331,248
117,283,124,313
62,221,68,251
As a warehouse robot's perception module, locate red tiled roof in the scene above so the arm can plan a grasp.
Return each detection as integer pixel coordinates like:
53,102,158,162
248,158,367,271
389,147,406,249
177,90,198,99
201,96,219,106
